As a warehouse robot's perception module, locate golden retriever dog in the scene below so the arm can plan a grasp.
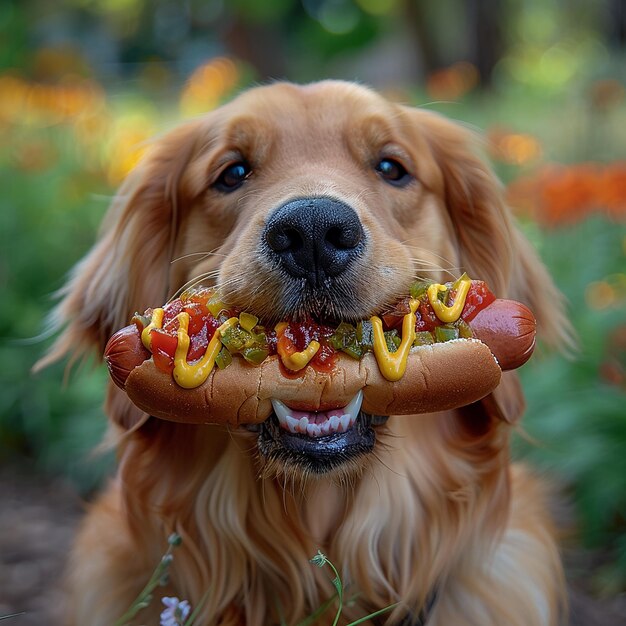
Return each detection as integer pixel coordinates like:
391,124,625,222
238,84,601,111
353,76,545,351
44,80,569,625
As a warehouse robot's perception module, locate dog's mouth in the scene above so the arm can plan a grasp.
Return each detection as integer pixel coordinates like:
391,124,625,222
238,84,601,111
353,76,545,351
248,391,389,475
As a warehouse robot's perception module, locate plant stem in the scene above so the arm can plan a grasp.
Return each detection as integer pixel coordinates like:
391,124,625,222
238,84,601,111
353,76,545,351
345,602,400,625
113,540,178,626
324,558,344,626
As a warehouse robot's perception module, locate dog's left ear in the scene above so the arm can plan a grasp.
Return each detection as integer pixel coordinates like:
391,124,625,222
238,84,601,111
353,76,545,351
35,120,202,372
403,107,574,422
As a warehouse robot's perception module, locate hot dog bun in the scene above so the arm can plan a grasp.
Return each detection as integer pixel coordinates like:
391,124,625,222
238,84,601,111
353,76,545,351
122,337,502,425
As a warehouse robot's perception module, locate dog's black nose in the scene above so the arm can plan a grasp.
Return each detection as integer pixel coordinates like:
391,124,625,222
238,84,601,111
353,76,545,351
264,198,364,285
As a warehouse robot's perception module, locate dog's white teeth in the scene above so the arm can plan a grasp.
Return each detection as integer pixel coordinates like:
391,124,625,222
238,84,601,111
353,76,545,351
271,390,363,437
271,399,299,433
344,389,364,419
307,423,321,437
339,414,351,433
271,399,290,427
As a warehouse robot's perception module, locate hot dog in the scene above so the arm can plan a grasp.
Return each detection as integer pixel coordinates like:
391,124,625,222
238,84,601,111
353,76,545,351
104,275,536,426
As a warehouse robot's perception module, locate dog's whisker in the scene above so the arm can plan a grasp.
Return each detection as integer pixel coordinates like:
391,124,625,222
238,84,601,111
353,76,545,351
260,474,268,510
168,272,220,301
408,268,456,279
407,258,442,266
244,274,276,302
212,273,245,287
364,457,384,499
401,243,458,263
409,261,460,275
170,248,228,264
281,473,289,514
370,446,406,480
178,272,246,300
407,257,456,269
418,99,460,109
409,264,460,275
405,255,464,279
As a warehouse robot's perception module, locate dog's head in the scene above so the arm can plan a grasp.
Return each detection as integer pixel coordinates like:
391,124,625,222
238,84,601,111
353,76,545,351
43,81,569,479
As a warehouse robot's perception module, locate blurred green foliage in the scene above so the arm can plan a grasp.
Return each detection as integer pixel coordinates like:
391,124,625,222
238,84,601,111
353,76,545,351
516,218,626,593
0,0,625,594
0,125,114,492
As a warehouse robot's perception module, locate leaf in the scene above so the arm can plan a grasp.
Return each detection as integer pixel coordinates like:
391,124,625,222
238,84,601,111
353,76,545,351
345,602,400,626
294,593,338,626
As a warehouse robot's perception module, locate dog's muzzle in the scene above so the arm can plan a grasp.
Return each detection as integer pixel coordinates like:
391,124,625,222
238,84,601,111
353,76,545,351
252,197,384,474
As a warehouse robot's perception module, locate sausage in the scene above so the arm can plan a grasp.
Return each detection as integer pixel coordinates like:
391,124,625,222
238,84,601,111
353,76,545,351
104,324,150,389
104,298,535,426
470,299,536,370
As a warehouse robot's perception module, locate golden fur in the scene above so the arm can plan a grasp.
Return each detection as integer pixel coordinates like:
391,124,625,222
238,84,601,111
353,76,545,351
44,81,569,625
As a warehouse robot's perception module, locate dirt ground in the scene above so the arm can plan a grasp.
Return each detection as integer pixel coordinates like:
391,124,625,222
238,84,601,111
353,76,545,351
0,465,624,626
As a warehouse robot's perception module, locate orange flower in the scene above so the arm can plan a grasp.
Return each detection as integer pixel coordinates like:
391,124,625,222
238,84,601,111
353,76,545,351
507,162,626,226
426,62,478,101
540,164,597,225
597,163,626,218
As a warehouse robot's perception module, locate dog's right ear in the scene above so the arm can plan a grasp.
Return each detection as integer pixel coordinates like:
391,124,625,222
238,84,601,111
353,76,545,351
35,121,201,372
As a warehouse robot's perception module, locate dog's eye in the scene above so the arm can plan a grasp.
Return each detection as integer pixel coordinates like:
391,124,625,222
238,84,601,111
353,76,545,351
375,158,411,187
214,162,251,192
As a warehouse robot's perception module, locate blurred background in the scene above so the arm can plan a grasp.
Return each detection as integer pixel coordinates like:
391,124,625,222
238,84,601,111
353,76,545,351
0,0,625,623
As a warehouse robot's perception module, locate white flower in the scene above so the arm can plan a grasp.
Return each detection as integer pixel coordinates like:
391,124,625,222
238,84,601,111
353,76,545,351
309,550,328,567
160,596,191,626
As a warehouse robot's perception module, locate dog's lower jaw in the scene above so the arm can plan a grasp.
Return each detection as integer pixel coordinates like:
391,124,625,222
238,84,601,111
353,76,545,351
255,412,384,479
